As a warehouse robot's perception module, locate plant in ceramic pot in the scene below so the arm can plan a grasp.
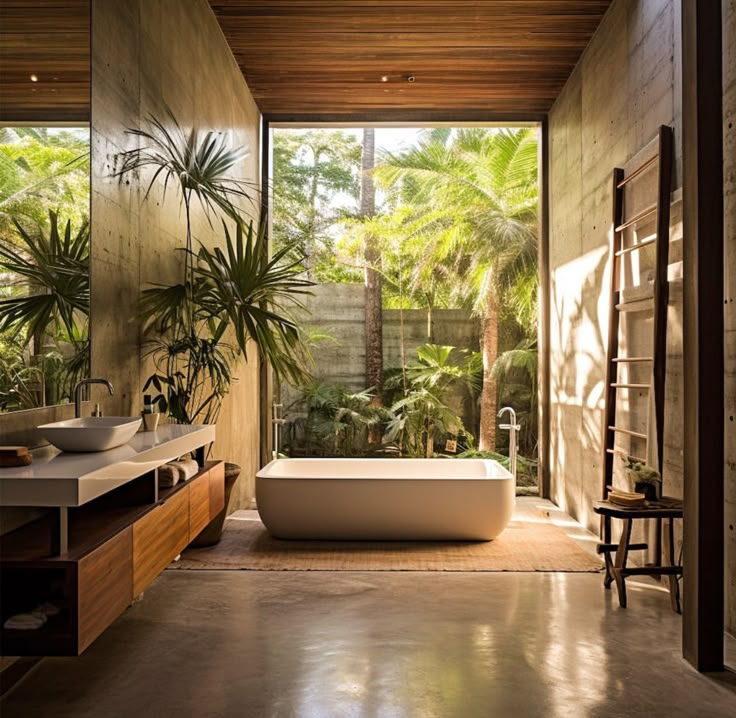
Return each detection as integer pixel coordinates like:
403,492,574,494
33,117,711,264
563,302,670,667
116,111,312,541
620,453,661,501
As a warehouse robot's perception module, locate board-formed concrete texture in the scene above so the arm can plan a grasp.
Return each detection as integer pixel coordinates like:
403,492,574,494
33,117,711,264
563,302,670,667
89,0,262,511
292,283,480,389
548,0,682,525
549,0,735,637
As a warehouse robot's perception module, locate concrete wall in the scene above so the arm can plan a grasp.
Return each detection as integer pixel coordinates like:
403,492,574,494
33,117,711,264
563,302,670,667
549,0,736,635
724,0,736,639
548,0,682,529
289,284,480,392
90,0,261,509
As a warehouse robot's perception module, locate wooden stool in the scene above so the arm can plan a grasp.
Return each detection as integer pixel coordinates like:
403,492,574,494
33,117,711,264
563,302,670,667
593,498,683,613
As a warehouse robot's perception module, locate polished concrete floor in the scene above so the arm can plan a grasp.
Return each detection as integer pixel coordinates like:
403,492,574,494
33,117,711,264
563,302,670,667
2,570,735,717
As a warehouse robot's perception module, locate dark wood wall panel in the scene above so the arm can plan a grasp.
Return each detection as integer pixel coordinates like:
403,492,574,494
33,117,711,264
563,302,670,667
0,0,90,123
209,0,612,115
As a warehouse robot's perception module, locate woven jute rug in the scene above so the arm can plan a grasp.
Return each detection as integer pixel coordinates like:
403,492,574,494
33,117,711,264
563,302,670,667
170,505,602,573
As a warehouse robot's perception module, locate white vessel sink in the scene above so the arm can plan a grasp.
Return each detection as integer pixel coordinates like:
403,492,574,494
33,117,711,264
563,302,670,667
37,417,143,453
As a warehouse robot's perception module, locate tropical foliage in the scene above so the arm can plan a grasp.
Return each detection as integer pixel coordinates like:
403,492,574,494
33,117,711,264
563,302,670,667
370,128,538,450
272,129,362,281
141,219,312,425
273,127,539,486
117,111,312,426
283,380,387,457
0,126,90,411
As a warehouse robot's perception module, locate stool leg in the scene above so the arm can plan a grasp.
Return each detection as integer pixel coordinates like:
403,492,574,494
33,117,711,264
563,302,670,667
602,515,614,589
667,517,681,614
613,518,633,608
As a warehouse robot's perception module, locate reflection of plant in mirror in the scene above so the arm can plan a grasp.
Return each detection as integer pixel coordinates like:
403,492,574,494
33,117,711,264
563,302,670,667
0,127,90,240
0,211,89,409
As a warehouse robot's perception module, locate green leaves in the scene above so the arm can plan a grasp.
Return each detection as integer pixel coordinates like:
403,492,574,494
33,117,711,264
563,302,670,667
195,218,314,385
372,127,539,324
0,211,89,342
116,110,256,223
140,218,314,424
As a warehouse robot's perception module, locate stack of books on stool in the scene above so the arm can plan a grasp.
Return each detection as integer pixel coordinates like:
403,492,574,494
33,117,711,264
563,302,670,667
607,488,647,507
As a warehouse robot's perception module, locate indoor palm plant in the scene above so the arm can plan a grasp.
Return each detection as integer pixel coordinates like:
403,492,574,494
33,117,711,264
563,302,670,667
116,110,312,426
116,111,312,544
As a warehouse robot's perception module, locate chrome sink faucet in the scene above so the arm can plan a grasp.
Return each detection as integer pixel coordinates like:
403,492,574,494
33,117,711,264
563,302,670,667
74,379,114,418
498,406,521,483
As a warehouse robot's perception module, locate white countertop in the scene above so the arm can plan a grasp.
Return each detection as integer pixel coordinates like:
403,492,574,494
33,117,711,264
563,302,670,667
0,423,215,507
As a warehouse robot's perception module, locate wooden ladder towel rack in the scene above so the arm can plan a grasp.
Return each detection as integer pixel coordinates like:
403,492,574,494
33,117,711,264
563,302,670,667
602,125,674,495
599,125,674,567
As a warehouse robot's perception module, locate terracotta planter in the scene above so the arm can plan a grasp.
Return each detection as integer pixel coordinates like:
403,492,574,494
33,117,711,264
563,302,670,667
189,462,241,547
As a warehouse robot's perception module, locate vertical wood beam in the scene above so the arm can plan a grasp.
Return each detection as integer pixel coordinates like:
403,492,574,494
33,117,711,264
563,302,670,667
681,0,725,672
259,116,273,467
538,119,551,499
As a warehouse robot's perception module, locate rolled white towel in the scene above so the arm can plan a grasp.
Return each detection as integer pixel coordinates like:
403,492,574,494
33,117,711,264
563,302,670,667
158,463,181,488
4,611,47,630
171,459,199,481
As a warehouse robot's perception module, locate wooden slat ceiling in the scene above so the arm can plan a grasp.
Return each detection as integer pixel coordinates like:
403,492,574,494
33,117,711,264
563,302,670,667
209,0,612,118
0,0,90,124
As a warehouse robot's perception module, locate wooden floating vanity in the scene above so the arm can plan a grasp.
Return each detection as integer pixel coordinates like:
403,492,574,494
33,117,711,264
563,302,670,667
0,425,222,657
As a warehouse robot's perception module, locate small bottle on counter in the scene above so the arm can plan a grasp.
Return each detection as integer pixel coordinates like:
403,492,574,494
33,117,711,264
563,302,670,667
91,403,103,417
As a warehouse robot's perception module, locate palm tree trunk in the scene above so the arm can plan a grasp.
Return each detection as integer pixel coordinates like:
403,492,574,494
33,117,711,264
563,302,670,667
478,289,498,450
361,128,382,403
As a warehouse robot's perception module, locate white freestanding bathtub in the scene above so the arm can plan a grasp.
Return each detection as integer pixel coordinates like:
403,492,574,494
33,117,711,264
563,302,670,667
255,458,515,541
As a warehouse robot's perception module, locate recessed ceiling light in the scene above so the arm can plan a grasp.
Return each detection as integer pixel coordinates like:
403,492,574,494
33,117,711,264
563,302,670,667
381,75,389,82
30,74,38,82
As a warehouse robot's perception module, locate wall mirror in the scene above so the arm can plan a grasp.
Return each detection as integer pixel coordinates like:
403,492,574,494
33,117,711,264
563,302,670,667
0,0,91,413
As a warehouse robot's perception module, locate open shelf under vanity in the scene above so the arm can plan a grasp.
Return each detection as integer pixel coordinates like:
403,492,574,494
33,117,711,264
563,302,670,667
1,450,224,657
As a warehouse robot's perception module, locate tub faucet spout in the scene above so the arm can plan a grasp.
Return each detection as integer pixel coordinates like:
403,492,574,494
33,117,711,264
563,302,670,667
272,403,286,458
498,407,521,483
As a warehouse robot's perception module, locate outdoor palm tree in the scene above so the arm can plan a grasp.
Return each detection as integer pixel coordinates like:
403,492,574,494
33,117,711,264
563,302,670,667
373,127,538,449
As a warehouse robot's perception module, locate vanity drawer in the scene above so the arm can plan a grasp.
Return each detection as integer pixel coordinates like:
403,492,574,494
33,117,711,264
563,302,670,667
78,527,133,653
189,472,210,541
133,488,189,595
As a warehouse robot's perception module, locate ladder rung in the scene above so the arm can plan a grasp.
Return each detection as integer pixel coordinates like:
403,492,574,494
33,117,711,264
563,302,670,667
616,154,658,188
606,448,647,463
615,237,656,257
616,297,653,312
608,426,647,440
613,357,653,363
615,203,658,232
611,383,650,389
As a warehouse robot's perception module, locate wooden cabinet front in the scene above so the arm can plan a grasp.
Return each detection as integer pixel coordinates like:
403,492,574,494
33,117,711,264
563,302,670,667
132,488,189,595
78,527,133,653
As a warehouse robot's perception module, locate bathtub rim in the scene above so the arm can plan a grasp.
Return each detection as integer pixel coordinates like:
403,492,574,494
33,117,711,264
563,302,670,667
256,457,514,481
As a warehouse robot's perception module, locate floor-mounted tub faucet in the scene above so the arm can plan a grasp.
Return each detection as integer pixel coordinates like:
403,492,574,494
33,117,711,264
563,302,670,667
74,379,114,418
272,403,286,459
498,406,521,483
